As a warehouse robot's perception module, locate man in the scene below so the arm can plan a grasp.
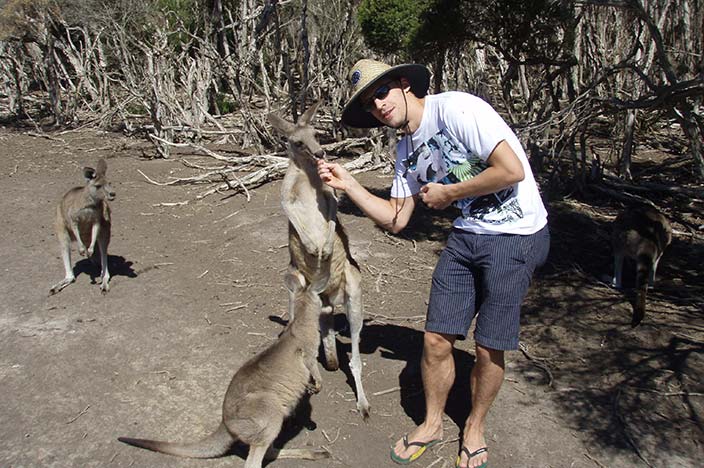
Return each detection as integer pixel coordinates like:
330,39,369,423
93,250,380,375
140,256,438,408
317,59,549,468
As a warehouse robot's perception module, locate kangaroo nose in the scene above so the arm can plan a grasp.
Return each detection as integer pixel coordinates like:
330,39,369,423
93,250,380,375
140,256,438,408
314,149,325,160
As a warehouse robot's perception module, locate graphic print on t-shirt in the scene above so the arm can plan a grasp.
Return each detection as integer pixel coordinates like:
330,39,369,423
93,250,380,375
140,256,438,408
401,128,524,225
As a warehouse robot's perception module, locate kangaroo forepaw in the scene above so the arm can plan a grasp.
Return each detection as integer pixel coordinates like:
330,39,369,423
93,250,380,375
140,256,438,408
306,380,322,395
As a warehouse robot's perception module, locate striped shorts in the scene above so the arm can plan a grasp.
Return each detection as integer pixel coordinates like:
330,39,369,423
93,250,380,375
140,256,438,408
426,225,550,350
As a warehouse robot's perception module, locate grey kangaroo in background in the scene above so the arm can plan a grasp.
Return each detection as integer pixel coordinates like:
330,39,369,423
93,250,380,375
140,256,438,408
268,102,370,420
50,159,115,295
118,270,331,468
611,204,672,327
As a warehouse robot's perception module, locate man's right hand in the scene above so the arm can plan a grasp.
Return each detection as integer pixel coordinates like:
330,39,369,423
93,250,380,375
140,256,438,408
317,159,351,191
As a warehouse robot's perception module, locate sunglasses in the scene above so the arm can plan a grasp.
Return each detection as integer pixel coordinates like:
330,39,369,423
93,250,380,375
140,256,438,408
362,81,396,112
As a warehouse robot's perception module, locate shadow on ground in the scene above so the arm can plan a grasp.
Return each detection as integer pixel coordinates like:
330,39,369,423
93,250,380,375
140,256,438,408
520,196,704,465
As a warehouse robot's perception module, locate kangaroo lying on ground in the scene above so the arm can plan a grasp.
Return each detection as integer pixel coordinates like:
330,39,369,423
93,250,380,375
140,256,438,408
50,159,115,295
118,271,331,468
611,204,672,327
268,102,370,420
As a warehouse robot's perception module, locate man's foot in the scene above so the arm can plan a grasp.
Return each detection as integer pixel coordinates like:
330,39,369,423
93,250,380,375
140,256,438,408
456,429,488,468
390,425,443,465
455,445,488,468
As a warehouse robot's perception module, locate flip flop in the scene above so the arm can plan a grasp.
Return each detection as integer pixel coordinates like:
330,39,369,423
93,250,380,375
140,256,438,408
455,446,488,468
390,434,441,464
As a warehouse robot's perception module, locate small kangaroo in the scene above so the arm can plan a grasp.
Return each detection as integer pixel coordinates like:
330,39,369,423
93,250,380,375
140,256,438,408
50,159,115,295
268,102,370,420
118,271,331,468
611,204,672,327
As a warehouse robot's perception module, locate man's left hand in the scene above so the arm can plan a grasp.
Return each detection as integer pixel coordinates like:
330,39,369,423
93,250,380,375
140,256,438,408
419,183,453,210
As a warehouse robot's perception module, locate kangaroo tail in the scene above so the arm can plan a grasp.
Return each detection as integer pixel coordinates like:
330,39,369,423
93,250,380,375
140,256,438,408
118,422,235,459
268,446,331,461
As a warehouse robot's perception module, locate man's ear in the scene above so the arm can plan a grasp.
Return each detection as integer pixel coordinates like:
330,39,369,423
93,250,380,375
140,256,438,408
400,77,412,92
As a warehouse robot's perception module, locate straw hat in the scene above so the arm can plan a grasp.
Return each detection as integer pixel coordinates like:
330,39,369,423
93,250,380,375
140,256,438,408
341,59,430,128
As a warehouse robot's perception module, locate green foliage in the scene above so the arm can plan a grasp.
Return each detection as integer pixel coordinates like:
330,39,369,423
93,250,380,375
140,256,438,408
409,0,465,60
357,0,429,57
461,0,577,62
356,0,471,63
158,0,197,29
357,0,576,64
215,93,237,114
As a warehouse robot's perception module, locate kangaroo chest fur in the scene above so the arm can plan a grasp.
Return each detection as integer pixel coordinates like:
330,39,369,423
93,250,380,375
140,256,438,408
282,163,353,304
61,188,111,242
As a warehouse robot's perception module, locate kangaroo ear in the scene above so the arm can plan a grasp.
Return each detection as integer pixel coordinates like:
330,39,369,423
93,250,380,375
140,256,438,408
96,159,107,176
299,100,323,126
83,167,97,181
284,271,306,294
268,113,296,136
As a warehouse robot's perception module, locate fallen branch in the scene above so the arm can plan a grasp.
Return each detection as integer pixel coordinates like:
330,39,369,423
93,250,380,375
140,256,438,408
66,405,91,424
372,386,401,396
518,342,555,387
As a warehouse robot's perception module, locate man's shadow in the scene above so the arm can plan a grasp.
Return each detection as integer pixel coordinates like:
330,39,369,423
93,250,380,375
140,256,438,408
359,323,475,430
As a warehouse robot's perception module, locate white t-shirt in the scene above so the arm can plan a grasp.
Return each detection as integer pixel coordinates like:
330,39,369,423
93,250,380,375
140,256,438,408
390,92,548,235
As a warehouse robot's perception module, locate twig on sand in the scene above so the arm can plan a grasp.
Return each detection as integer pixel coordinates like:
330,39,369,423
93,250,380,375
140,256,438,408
614,389,655,467
322,427,341,444
518,342,554,387
372,386,400,396
26,131,65,143
66,405,90,424
425,456,447,468
584,452,608,468
435,436,460,450
367,312,425,323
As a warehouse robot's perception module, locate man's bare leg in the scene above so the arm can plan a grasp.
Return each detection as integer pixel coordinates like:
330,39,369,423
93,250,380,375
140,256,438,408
392,332,455,459
457,344,505,468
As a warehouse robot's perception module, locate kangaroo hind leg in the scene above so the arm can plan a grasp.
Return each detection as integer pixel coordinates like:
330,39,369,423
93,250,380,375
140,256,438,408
344,263,370,420
97,232,110,293
320,302,339,371
50,227,75,295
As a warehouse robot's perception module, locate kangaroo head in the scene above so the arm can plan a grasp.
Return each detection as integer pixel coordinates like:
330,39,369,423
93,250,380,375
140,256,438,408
284,271,325,314
83,159,116,202
268,101,325,165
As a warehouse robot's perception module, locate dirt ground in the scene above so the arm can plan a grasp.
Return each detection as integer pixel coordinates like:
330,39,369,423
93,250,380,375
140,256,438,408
0,126,702,468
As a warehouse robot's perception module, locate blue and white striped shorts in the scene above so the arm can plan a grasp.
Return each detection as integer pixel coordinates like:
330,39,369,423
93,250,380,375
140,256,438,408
426,225,550,350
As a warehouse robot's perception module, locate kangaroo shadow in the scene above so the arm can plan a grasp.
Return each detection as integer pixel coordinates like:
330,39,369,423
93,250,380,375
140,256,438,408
221,395,316,465
196,391,315,465
73,254,137,284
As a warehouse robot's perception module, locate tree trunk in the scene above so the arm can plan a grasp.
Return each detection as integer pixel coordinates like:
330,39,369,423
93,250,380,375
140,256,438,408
620,109,636,180
433,50,445,94
298,0,310,116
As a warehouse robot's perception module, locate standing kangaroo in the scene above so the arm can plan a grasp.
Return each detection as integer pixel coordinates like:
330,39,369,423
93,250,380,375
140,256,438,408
611,204,672,327
118,271,331,468
268,102,370,420
50,159,115,295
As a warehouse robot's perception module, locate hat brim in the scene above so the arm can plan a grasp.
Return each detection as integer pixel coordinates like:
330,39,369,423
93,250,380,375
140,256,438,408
341,64,430,129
